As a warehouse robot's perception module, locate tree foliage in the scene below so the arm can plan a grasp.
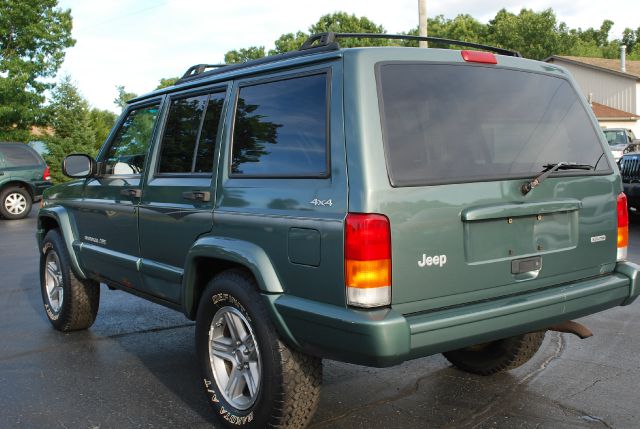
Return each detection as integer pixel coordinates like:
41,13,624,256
408,9,639,61
88,108,117,151
156,77,179,89
114,85,138,110
0,0,74,141
44,76,96,183
225,12,388,63
225,9,638,62
225,46,266,64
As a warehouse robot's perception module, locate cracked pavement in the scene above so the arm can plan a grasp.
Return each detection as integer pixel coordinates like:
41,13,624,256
1,210,639,428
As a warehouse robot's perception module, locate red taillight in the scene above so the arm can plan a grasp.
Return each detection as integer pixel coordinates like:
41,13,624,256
43,165,51,181
345,213,391,308
617,192,628,260
461,50,497,64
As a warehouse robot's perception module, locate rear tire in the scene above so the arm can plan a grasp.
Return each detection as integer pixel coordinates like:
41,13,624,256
0,186,32,220
195,269,322,428
40,229,100,331
442,332,546,376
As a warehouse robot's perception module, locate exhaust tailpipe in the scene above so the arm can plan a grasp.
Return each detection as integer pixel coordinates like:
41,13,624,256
548,320,593,339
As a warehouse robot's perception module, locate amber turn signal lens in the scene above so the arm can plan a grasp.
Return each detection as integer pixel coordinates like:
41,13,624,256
345,259,391,289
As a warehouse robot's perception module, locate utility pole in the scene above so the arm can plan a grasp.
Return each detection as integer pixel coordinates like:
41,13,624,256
418,0,427,47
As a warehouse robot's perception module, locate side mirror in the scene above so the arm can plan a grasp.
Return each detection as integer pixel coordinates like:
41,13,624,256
63,154,97,178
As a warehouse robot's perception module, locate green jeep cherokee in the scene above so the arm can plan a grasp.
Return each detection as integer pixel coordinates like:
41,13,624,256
36,34,640,428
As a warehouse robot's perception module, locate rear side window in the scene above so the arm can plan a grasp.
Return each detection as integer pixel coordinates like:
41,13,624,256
377,63,609,187
104,103,160,175
231,73,328,177
157,91,225,174
1,145,40,167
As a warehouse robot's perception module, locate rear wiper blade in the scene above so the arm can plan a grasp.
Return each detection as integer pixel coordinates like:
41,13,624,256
521,162,593,195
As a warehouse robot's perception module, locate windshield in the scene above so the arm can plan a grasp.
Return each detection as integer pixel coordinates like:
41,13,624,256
603,130,629,147
377,63,609,187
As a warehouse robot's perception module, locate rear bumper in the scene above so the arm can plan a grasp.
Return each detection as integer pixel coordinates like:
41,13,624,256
269,262,640,367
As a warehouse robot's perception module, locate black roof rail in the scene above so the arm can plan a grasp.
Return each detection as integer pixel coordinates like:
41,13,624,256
181,64,228,79
300,32,522,57
174,32,521,87
175,43,340,85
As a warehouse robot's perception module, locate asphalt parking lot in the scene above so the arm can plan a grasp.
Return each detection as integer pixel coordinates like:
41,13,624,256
1,209,639,429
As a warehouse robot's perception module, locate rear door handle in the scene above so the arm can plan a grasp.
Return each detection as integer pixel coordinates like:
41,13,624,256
120,188,142,198
182,190,211,202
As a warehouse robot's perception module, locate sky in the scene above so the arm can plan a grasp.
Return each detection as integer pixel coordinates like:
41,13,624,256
56,0,640,112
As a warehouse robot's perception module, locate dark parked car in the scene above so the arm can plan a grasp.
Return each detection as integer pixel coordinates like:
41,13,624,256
0,142,51,219
618,151,640,212
36,33,640,428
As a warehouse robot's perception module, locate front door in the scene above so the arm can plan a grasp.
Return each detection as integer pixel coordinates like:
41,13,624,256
77,100,162,289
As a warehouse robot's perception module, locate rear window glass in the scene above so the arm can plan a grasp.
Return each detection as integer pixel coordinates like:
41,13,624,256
231,73,328,177
1,145,40,167
377,63,609,187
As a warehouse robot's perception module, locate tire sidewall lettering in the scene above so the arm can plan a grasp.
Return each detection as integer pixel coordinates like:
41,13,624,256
211,292,253,324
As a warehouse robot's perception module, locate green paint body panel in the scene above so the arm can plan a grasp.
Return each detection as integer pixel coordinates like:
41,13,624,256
271,272,631,367
36,46,640,368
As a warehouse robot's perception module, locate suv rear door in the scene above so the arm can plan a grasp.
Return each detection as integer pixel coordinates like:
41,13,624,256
138,85,229,303
371,61,617,314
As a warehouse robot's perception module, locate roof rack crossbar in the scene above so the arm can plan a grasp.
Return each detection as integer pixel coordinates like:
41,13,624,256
300,32,522,57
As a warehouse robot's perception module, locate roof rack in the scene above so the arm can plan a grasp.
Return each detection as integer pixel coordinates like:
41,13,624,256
175,32,521,85
175,43,340,84
181,64,228,79
300,32,522,57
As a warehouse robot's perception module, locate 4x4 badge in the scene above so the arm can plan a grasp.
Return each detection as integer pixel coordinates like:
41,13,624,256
310,198,333,207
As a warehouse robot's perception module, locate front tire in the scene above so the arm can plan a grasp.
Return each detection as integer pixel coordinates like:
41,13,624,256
442,332,546,376
195,269,322,428
40,229,100,331
0,186,32,220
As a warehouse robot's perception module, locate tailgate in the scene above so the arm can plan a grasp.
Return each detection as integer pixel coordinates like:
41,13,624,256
386,177,618,314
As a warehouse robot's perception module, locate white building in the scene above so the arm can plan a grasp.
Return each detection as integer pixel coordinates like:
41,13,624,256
544,54,640,135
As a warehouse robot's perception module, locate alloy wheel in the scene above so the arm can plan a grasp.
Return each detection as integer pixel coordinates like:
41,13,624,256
208,306,261,410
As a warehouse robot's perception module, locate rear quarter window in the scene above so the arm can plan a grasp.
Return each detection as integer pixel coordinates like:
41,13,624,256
230,73,328,177
0,145,40,167
376,63,610,187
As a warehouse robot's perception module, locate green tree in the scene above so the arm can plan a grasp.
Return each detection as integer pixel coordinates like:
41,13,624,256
156,77,179,89
0,0,74,141
114,85,137,109
224,12,388,61
622,27,640,55
308,12,387,47
486,8,566,60
403,14,487,47
44,76,96,183
88,108,116,151
224,46,266,64
270,31,308,55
